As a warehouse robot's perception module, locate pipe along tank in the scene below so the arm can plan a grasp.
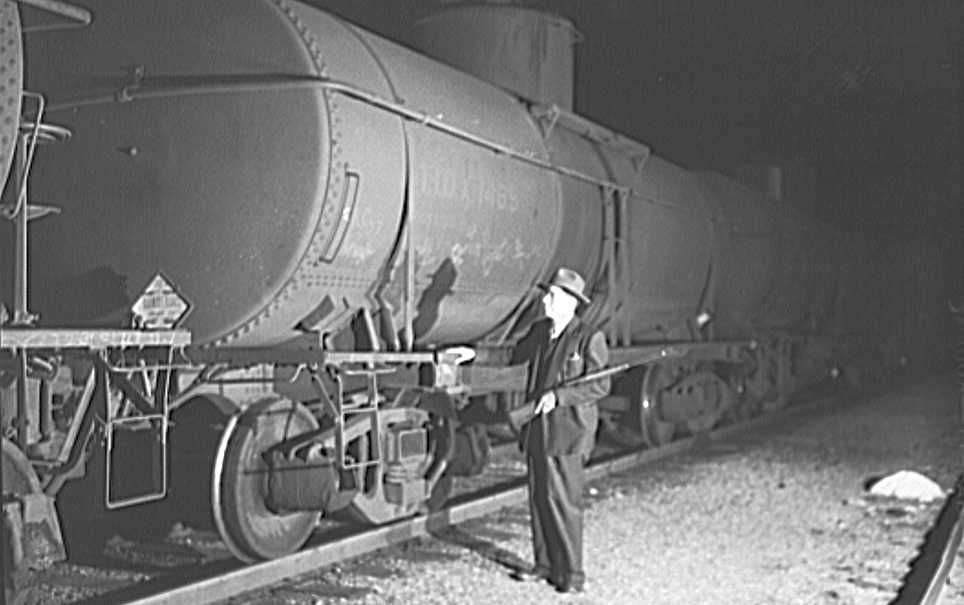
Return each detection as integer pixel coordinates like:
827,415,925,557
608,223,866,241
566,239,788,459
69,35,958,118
0,0,929,568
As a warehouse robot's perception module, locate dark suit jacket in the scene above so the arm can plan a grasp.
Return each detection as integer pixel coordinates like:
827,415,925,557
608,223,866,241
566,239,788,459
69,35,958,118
511,316,610,457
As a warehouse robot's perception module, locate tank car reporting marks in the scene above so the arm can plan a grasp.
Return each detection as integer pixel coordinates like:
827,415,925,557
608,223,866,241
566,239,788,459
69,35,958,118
414,161,521,213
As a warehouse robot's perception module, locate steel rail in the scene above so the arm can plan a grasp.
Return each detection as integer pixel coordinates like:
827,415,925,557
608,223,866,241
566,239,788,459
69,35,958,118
891,474,964,605
94,392,842,605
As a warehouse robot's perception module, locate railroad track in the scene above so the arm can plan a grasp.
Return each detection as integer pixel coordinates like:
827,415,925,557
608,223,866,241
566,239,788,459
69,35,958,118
72,391,854,605
891,473,964,605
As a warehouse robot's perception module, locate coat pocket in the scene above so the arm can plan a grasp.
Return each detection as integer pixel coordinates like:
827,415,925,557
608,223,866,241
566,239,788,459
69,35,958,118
545,402,598,456
564,349,585,381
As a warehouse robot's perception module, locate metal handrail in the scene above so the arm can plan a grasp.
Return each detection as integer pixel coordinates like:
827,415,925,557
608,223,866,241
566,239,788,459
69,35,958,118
44,75,630,191
9,92,44,220
42,73,724,220
17,0,92,33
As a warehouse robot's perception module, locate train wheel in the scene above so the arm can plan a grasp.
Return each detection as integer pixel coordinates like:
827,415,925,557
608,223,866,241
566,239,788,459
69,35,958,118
746,338,791,411
212,398,321,562
760,392,788,412
424,408,457,512
2,442,23,602
639,364,678,446
723,375,758,422
599,366,676,447
680,366,734,434
2,439,65,603
3,441,35,578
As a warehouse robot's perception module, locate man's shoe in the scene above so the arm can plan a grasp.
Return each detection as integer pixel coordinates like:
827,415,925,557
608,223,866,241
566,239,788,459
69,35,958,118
510,567,552,583
554,578,585,594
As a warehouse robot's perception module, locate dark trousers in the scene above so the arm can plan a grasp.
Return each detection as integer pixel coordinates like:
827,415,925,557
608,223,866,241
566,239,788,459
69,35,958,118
526,452,585,585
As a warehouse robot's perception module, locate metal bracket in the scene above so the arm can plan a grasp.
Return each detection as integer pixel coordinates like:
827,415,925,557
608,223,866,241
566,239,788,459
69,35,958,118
2,92,70,326
589,185,632,347
101,352,173,509
17,0,92,33
320,347,474,474
532,104,563,140
329,365,389,473
529,102,653,169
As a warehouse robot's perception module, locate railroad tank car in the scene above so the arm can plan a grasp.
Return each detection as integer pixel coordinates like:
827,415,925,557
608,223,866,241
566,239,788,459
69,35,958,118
18,0,713,350
15,0,855,352
0,0,938,582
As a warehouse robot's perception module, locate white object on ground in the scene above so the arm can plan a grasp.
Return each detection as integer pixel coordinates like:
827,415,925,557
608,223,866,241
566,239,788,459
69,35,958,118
869,471,944,502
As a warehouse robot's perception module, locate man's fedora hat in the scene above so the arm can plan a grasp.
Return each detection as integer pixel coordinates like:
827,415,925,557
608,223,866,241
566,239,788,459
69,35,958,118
538,267,591,305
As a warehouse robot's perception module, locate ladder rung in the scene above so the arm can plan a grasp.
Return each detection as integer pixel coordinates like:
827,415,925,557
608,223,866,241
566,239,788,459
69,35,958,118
0,203,61,221
19,121,72,144
342,404,378,414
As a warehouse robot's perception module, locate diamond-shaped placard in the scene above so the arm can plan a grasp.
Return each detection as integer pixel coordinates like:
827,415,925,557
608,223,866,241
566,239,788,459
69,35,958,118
132,273,190,330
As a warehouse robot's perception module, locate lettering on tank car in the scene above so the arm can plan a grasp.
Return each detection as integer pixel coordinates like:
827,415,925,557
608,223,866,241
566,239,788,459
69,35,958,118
450,240,507,277
414,161,520,212
446,225,534,277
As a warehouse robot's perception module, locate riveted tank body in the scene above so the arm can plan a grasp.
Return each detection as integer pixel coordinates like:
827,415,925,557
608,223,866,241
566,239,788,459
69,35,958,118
8,0,930,361
22,0,560,346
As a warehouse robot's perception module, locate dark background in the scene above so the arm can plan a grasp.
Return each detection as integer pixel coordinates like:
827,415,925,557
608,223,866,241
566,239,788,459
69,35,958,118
311,0,962,289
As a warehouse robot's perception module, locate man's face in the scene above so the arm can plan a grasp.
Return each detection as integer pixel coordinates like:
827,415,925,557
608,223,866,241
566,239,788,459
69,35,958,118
542,285,579,324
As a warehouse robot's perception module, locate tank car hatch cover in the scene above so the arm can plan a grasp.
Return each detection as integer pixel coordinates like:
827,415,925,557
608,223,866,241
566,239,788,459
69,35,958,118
132,273,190,330
0,0,23,189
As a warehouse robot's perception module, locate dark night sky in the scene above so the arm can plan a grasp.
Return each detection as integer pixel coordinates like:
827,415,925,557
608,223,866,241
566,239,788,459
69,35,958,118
310,0,962,275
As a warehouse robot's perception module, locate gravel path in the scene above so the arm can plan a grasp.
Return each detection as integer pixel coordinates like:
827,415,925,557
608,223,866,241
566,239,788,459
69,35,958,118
226,375,963,605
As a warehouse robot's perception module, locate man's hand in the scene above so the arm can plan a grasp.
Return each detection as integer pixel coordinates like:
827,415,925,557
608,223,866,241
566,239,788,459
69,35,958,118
534,390,557,415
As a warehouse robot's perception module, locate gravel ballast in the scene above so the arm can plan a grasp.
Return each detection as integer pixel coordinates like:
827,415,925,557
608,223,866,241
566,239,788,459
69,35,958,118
227,375,963,605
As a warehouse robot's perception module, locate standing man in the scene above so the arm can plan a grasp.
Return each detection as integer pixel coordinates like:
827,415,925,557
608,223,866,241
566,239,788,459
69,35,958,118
510,267,610,594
